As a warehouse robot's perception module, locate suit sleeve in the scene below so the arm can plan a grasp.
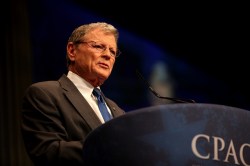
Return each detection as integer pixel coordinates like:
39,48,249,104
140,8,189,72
21,84,86,166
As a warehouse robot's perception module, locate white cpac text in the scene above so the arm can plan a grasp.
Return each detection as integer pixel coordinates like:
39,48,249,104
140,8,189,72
191,134,250,166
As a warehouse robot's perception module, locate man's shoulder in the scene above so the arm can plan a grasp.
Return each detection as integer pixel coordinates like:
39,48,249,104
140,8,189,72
27,74,66,89
31,74,67,87
32,80,58,87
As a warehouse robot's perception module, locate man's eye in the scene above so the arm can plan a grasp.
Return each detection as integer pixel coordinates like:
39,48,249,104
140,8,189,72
93,44,103,49
110,50,116,56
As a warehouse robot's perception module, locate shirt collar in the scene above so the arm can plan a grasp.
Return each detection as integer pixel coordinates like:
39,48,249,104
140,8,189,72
67,71,99,96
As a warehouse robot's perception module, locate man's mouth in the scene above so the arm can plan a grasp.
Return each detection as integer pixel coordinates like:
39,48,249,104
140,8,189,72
98,62,109,69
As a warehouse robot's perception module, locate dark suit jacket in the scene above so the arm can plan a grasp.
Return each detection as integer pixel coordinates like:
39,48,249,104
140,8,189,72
21,74,125,166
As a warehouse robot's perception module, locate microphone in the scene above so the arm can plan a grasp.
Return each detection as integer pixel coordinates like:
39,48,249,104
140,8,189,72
136,69,196,103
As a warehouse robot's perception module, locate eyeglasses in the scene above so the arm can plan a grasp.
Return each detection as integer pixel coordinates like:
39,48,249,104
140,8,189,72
75,40,121,58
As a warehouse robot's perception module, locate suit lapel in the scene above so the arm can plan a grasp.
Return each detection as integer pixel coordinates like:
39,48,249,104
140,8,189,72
58,74,102,130
101,92,124,118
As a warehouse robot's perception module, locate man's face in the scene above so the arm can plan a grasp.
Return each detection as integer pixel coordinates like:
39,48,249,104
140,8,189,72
67,28,117,86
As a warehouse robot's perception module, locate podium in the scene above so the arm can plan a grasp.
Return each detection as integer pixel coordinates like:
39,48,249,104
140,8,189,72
82,103,250,166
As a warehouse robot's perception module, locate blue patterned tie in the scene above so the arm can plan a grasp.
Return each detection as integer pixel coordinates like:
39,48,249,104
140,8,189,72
92,88,112,122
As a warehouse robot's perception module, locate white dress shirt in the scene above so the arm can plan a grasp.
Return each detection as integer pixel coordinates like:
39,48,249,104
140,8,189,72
67,71,111,123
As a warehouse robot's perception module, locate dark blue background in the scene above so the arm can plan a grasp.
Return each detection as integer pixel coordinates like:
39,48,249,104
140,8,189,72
27,0,249,111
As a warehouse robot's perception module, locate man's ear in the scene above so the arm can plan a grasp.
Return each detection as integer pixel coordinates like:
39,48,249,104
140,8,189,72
67,43,76,61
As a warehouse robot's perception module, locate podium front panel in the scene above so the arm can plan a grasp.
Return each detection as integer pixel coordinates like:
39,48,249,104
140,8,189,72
82,103,250,166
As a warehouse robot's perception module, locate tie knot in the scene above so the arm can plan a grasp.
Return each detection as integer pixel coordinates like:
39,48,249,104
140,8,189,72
93,88,101,96
93,88,103,102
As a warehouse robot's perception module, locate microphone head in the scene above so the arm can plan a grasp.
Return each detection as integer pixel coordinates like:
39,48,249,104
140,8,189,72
136,69,195,104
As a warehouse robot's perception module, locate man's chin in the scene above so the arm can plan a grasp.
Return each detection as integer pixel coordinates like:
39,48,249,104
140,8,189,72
97,70,110,79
